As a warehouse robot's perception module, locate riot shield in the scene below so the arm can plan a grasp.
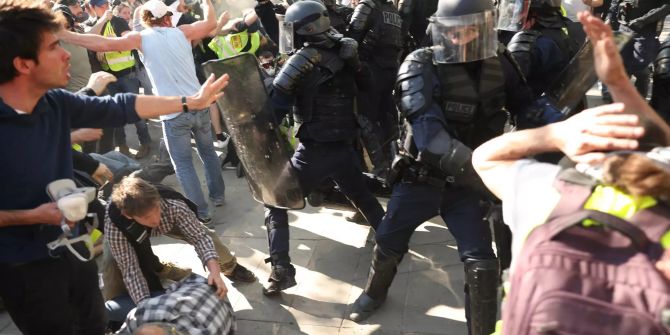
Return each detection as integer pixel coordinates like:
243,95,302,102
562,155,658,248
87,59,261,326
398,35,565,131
203,53,305,209
543,31,632,117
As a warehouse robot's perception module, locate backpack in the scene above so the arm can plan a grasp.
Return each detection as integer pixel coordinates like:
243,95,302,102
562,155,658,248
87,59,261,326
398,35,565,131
501,168,670,335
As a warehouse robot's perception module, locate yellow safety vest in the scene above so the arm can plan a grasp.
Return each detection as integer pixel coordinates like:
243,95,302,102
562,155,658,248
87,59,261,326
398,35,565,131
208,30,261,59
100,21,135,72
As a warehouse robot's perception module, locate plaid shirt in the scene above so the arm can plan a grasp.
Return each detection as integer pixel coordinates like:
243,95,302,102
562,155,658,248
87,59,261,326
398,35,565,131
116,274,236,335
105,199,218,304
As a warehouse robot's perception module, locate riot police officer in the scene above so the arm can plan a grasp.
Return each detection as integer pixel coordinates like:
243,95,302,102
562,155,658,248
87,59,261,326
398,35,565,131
608,0,668,97
347,0,558,333
394,0,439,51
262,0,386,296
347,0,404,177
498,0,585,96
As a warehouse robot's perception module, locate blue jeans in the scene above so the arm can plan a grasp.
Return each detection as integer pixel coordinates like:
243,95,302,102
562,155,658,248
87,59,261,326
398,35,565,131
375,182,495,262
162,110,225,219
90,151,141,176
105,290,164,322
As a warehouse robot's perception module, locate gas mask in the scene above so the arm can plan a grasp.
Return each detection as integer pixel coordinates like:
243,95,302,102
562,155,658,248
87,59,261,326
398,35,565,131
45,179,101,262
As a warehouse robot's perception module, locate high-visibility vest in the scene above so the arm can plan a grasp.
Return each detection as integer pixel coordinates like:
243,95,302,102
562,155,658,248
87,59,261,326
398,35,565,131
208,30,261,59
100,21,135,72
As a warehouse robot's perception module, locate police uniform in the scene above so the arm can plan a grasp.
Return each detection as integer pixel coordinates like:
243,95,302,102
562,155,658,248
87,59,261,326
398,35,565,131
261,0,386,296
348,1,559,333
347,0,404,176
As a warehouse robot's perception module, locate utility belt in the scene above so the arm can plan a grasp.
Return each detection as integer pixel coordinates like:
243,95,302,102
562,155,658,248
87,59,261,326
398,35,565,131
388,156,446,188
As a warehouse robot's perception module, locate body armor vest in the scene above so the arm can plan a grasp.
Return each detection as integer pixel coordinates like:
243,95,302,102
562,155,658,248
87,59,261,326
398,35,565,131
435,56,508,148
361,1,403,68
107,186,200,293
293,48,358,142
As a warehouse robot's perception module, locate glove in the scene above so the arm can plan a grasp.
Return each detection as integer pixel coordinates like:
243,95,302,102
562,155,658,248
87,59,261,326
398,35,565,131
339,37,362,70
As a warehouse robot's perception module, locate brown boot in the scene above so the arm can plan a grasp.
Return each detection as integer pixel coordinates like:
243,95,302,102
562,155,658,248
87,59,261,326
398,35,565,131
135,144,151,159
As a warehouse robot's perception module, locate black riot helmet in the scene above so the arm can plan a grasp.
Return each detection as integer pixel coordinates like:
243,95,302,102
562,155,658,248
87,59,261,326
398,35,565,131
281,0,339,50
429,0,497,63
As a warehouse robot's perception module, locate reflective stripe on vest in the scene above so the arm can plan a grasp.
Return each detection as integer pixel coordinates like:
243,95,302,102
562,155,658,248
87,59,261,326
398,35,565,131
208,31,261,59
101,21,135,72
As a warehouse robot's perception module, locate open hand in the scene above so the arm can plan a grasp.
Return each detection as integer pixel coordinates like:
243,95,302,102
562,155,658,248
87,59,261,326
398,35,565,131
578,11,629,87
92,163,113,186
189,74,229,110
87,71,118,96
71,128,103,144
549,103,644,163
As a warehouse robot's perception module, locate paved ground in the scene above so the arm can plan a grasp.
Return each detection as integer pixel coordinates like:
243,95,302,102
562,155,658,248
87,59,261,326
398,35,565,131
2,15,669,335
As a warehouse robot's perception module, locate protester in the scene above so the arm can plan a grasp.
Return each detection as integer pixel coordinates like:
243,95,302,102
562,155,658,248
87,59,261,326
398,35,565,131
104,177,254,329
0,1,228,332
61,0,229,222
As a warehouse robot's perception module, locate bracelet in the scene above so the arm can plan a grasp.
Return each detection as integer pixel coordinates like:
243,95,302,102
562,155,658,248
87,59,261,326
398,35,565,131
181,96,189,113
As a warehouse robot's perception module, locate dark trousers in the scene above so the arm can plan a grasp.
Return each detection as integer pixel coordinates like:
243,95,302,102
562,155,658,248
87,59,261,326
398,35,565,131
0,254,106,335
99,72,151,153
265,141,385,259
619,26,660,96
375,182,495,261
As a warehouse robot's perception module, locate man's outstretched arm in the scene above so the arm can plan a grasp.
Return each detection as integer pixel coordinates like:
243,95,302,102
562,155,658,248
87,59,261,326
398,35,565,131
58,28,142,52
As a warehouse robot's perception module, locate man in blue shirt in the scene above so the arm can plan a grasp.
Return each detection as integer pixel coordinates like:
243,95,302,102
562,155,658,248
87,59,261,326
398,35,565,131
0,1,228,333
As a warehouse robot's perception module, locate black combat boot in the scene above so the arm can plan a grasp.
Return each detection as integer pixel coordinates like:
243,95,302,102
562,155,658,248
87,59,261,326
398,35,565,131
262,254,297,296
464,258,499,335
349,246,403,322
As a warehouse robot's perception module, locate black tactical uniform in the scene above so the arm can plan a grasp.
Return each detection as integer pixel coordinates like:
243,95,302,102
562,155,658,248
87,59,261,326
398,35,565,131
394,0,439,50
652,39,670,122
501,0,585,97
347,0,404,176
348,0,557,333
262,0,385,296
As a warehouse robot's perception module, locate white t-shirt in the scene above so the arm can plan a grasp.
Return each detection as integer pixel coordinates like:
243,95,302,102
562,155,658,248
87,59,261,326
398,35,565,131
502,159,562,270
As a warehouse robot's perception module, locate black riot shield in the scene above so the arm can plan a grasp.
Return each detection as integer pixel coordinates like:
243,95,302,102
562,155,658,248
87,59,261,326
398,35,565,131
203,53,305,209
543,32,632,117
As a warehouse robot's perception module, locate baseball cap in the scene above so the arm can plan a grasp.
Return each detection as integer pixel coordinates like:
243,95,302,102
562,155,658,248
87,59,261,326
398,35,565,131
143,0,173,19
89,0,108,7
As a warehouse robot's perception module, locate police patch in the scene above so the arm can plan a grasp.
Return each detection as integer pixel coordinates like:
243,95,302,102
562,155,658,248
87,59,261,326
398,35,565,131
444,101,476,123
383,11,402,28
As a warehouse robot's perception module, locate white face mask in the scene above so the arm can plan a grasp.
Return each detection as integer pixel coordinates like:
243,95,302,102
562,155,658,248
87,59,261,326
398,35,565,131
263,67,277,77
45,179,99,262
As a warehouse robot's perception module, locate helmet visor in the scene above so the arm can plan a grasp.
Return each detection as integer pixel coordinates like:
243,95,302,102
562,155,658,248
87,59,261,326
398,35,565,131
497,0,530,32
278,18,295,54
431,10,498,63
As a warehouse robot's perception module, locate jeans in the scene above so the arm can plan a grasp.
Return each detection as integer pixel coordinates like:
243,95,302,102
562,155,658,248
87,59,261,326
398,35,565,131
90,151,141,176
375,183,496,261
0,254,107,335
100,72,152,153
162,110,225,219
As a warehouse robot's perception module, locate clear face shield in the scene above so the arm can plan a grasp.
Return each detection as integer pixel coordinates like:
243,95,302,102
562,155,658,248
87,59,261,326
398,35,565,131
278,16,295,55
496,0,530,32
430,10,498,64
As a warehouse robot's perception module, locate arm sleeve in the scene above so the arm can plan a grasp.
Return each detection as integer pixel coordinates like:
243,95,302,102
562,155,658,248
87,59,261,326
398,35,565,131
72,149,100,175
174,202,218,265
630,4,670,28
55,89,141,129
255,1,280,44
105,214,151,304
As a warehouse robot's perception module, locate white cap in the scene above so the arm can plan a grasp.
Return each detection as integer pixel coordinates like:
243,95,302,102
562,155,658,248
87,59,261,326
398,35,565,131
142,0,173,19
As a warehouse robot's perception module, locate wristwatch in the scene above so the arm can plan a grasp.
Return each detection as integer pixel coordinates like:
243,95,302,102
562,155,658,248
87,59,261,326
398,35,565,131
181,96,189,113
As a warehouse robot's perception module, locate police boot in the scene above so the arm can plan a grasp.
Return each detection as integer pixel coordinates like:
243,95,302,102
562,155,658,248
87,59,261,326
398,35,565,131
464,259,499,335
262,254,296,296
349,246,403,322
